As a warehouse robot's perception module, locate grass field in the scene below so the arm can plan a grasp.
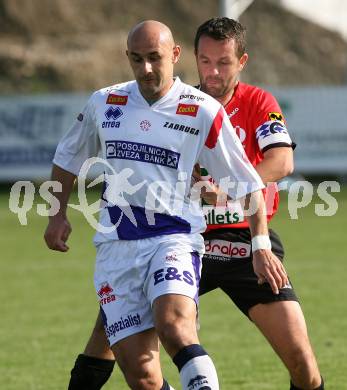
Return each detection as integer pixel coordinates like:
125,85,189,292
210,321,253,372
1,184,346,389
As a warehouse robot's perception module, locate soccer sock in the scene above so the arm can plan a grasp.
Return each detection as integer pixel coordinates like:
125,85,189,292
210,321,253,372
290,376,324,390
173,344,219,390
68,354,115,390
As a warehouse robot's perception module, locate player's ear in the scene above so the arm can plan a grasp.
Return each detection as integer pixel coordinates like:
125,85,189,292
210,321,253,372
172,45,181,64
239,53,248,71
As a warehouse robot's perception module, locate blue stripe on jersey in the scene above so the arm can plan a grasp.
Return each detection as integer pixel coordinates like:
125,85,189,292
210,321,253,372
107,204,191,240
191,252,201,304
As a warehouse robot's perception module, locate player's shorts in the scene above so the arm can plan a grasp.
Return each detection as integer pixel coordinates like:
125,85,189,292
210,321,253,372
199,228,298,317
94,233,204,346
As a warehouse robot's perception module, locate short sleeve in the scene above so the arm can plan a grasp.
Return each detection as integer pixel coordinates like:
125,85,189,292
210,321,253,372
53,94,100,175
252,90,294,152
198,106,264,200
255,120,293,153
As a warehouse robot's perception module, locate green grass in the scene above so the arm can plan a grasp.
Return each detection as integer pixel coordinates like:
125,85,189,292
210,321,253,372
0,185,346,389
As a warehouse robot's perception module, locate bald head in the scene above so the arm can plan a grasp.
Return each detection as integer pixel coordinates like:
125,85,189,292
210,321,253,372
127,20,175,50
126,20,181,103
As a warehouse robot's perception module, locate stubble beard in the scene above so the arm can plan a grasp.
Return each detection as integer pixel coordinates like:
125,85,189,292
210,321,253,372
201,81,227,100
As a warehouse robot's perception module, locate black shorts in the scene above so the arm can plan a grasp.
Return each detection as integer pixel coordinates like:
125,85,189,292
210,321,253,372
199,228,299,317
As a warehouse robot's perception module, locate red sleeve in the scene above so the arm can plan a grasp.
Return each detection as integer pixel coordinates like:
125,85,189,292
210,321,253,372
251,88,285,131
205,106,224,149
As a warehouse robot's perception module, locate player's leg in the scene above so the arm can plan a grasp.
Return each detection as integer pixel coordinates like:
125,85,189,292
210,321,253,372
68,311,115,390
229,229,323,389
147,234,219,389
247,229,323,389
93,240,174,390
203,228,323,389
83,310,114,359
249,301,323,390
153,294,219,390
110,328,166,390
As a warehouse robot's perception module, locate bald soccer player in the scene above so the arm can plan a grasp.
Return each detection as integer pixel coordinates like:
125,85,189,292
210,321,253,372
47,20,288,390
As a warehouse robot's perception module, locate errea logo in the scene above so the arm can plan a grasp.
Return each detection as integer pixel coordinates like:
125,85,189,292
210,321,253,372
105,106,123,121
187,375,210,390
102,107,123,128
176,103,199,117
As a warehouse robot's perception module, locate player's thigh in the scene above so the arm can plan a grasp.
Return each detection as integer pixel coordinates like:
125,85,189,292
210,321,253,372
145,234,203,308
94,241,155,346
249,300,313,360
199,258,219,296
145,234,204,355
219,262,299,317
83,309,114,359
217,229,297,316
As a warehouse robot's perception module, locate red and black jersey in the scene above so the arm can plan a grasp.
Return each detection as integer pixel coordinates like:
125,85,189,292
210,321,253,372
201,82,294,230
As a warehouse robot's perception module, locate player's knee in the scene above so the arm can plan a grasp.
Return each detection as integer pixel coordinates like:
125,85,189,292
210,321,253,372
122,363,160,390
126,375,157,390
156,316,196,352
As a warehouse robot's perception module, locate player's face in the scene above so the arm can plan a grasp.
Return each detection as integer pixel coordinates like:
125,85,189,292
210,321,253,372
196,35,248,101
127,36,180,102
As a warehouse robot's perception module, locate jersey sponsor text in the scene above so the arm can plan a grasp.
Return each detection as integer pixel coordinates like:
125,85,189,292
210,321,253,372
176,103,199,117
205,239,251,260
105,313,141,338
105,140,180,169
164,121,199,135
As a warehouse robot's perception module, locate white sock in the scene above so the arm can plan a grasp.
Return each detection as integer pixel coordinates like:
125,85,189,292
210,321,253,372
179,355,219,390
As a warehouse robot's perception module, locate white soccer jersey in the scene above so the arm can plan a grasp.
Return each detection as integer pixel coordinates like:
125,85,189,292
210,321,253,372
53,77,264,242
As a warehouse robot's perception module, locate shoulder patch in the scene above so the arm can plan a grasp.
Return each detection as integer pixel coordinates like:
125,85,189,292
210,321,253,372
176,103,199,117
106,94,128,105
268,112,284,122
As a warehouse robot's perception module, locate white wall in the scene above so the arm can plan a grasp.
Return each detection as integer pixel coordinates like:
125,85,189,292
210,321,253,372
279,0,347,40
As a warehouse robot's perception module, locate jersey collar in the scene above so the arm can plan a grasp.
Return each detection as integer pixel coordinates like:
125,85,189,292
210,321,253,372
134,76,182,108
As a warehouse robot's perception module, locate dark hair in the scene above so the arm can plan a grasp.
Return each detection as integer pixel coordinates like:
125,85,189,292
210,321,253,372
194,17,246,58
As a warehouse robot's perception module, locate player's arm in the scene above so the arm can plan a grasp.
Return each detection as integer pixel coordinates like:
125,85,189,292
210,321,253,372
44,93,99,252
192,163,224,206
194,160,289,293
44,165,76,252
244,190,288,294
195,146,293,205
255,147,293,184
254,95,295,183
198,106,288,293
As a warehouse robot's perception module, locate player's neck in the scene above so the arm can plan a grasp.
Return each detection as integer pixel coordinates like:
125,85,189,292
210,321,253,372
141,78,175,105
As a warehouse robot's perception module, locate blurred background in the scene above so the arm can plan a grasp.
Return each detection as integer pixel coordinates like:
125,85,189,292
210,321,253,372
1,1,346,389
1,0,347,181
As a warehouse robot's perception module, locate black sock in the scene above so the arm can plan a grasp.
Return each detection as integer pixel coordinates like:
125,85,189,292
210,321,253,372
68,354,115,390
290,376,324,390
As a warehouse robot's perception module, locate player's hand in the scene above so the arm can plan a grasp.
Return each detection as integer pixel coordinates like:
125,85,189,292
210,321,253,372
44,214,72,252
252,249,288,295
192,163,226,206
192,163,202,184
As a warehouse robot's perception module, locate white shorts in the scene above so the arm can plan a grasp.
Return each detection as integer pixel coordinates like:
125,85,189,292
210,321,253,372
94,233,205,346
